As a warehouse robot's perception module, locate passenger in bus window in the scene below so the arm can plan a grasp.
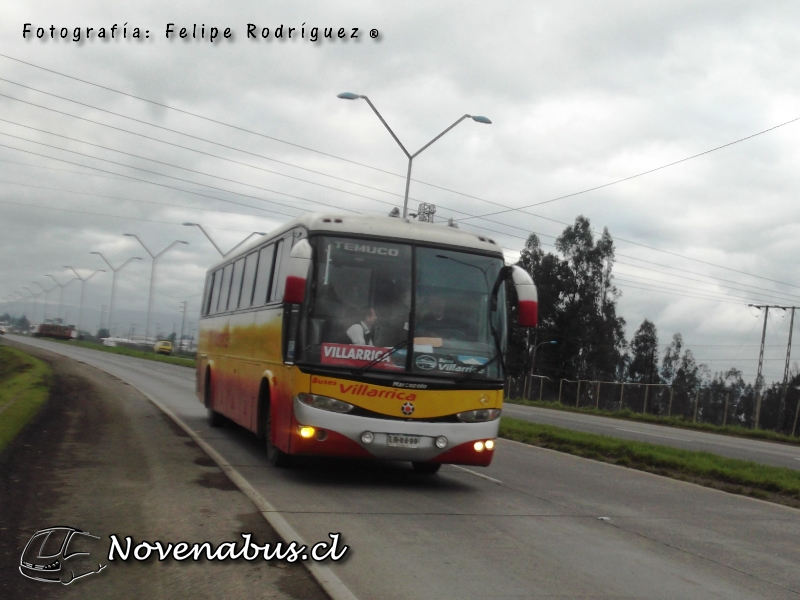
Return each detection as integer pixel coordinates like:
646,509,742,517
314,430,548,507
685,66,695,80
417,296,470,340
346,306,377,346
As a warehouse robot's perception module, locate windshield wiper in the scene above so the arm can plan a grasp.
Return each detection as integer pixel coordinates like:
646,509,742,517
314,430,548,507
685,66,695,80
353,339,408,375
455,352,502,383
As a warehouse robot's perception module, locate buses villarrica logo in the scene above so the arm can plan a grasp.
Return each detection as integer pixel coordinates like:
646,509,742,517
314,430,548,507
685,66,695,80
401,402,415,416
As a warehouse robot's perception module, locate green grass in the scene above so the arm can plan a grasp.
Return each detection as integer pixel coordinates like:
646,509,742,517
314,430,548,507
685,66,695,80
506,397,800,447
500,416,800,505
0,346,52,453
47,338,196,368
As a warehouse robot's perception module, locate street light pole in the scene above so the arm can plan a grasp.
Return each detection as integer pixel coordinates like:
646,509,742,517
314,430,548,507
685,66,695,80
527,339,557,400
337,92,492,218
44,274,75,324
22,287,37,326
123,234,188,344
15,291,30,324
64,266,106,336
31,282,49,323
90,252,142,336
182,222,265,256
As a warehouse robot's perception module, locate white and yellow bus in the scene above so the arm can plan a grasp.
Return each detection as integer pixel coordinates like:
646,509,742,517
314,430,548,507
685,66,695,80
196,213,537,472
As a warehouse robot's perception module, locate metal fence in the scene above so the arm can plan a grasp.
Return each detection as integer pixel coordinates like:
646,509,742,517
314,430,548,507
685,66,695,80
504,374,800,434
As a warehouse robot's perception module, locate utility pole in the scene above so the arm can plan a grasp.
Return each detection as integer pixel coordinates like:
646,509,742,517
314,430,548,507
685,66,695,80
179,301,187,354
750,304,799,430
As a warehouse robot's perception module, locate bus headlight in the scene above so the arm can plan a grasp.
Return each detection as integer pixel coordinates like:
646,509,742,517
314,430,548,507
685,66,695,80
297,393,354,413
435,436,448,449
456,408,501,423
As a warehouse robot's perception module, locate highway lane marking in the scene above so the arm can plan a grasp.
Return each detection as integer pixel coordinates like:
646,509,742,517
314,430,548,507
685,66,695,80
450,465,503,484
615,428,691,442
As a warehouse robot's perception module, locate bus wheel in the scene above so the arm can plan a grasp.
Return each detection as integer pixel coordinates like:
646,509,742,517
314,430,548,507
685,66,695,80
412,462,441,474
205,373,225,428
264,407,291,468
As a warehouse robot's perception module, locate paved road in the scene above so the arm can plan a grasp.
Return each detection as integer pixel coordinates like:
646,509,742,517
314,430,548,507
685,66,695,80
503,403,800,470
9,336,800,600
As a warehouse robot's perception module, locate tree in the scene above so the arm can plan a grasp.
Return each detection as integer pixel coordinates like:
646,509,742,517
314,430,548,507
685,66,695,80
661,333,683,383
628,319,659,384
512,216,626,385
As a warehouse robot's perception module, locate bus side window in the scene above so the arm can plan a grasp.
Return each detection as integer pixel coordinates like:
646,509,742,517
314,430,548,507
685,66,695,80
228,257,246,311
208,269,223,315
217,263,234,313
269,239,288,303
252,244,276,307
239,251,259,309
201,272,214,316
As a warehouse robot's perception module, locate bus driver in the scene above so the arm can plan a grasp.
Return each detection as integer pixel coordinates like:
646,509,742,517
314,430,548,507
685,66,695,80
346,306,377,346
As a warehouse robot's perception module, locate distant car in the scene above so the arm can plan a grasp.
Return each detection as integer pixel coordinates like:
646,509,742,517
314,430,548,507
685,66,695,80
0,326,6,335
153,340,173,355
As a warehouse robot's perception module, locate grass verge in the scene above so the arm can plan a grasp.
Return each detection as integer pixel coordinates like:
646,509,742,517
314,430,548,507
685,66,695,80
506,397,800,447
0,345,52,454
45,338,196,368
500,417,800,508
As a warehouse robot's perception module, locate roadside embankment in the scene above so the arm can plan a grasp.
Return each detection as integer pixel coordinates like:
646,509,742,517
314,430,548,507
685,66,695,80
500,416,800,509
0,344,51,453
506,397,800,447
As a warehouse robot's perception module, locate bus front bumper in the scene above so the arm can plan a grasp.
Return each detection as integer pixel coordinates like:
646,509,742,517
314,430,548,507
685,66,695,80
292,397,499,465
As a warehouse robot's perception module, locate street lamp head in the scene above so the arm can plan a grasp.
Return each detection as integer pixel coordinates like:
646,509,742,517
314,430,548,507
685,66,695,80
123,233,135,237
550,340,557,345
470,115,492,125
255,231,266,235
182,222,198,227
337,92,361,100
177,241,189,245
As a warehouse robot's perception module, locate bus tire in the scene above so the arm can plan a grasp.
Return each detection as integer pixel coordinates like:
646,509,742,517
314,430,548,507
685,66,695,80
412,462,441,474
264,407,291,468
205,371,225,428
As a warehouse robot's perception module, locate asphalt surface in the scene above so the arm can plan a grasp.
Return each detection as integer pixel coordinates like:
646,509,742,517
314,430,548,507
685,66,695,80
0,340,327,600
502,402,800,470
6,335,800,600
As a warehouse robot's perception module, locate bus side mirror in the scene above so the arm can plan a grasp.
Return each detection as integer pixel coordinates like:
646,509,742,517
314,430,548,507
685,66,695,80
510,266,538,327
283,239,312,304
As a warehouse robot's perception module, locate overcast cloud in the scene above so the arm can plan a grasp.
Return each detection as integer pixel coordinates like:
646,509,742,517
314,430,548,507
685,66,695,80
1,0,798,382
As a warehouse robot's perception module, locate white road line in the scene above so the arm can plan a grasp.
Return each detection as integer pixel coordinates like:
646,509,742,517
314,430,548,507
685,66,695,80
24,340,359,600
615,428,691,442
450,465,503,484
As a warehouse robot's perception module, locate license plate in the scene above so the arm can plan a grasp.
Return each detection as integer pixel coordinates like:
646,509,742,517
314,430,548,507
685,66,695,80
386,434,420,448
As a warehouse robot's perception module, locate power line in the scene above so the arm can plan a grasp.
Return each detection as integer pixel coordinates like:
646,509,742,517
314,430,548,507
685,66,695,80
614,270,800,305
0,179,292,223
0,131,358,216
0,197,279,231
457,116,800,219
0,142,301,219
613,277,770,305
1,64,795,292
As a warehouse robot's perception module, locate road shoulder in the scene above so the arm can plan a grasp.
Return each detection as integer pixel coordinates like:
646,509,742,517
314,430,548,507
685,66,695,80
0,341,327,600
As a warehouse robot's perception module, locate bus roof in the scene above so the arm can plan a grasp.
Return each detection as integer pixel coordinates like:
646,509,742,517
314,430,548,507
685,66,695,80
208,213,504,270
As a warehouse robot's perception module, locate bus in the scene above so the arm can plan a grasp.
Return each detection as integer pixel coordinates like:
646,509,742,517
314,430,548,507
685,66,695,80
196,213,537,473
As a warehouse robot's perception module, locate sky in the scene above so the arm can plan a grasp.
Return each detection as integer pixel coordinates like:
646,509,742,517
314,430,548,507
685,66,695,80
0,0,798,384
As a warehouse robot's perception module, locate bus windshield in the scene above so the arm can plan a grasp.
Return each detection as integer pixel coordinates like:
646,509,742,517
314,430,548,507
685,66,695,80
299,236,507,380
